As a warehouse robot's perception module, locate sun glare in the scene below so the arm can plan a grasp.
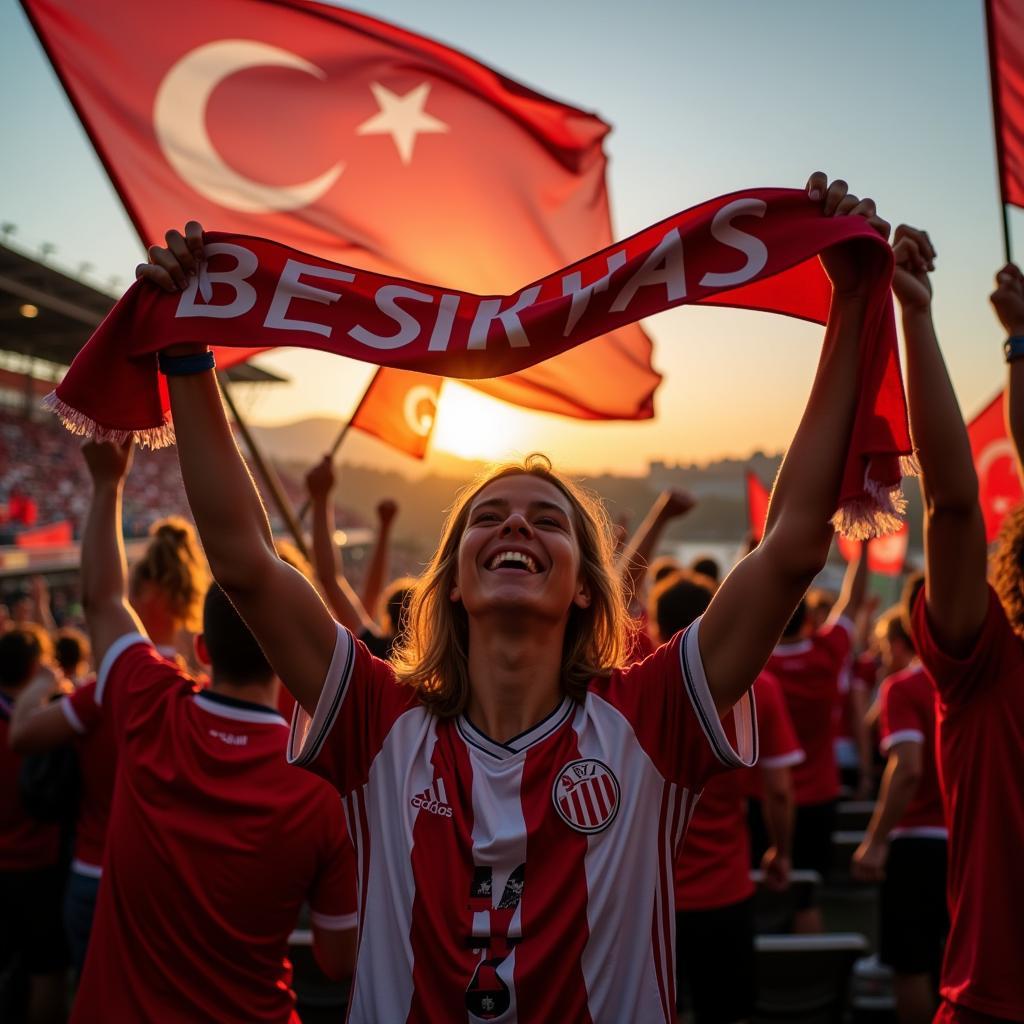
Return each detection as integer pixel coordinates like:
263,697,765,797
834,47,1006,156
431,382,526,462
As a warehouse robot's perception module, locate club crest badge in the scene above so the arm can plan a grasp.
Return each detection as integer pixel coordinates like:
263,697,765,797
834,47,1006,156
552,758,620,834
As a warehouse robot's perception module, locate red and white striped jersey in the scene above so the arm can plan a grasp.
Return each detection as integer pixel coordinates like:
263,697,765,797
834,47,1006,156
289,618,757,1023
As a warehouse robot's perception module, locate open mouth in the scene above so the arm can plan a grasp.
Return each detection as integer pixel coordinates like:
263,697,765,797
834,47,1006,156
486,550,541,573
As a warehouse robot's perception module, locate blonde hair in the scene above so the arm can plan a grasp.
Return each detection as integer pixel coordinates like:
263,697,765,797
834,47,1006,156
130,517,209,633
391,455,629,717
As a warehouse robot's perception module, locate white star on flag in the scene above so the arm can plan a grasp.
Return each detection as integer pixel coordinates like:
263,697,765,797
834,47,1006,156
356,82,448,164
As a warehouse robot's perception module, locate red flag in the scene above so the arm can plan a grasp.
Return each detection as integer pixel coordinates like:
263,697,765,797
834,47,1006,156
22,0,658,420
968,390,1024,540
837,523,909,577
16,520,73,548
745,470,770,543
987,0,1024,209
350,368,440,459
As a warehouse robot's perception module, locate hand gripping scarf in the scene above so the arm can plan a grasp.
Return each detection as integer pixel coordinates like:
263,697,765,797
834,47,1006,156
47,188,914,538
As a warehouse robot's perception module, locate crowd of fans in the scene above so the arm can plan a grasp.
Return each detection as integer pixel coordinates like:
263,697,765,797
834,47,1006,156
0,179,1022,1024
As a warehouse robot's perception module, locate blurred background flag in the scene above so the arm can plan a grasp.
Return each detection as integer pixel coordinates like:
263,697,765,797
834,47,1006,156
348,368,441,460
745,469,770,544
986,0,1024,256
837,524,909,578
21,0,660,420
967,390,1024,541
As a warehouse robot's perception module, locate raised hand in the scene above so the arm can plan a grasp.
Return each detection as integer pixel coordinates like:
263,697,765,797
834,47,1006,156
82,439,133,484
305,455,336,501
376,499,399,527
135,221,206,293
805,172,891,298
891,225,936,314
991,262,1024,337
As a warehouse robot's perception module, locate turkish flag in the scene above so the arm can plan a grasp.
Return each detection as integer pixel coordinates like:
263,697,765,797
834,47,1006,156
837,523,908,577
987,0,1024,209
350,367,440,459
16,520,73,548
22,0,659,420
745,470,770,544
967,390,1024,540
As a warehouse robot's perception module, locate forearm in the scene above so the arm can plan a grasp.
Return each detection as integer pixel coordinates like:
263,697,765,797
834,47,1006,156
617,497,670,599
361,522,393,617
166,370,275,592
81,480,128,612
762,785,794,859
831,544,868,623
1007,360,1024,484
864,756,917,843
310,493,372,633
763,296,870,579
903,308,978,511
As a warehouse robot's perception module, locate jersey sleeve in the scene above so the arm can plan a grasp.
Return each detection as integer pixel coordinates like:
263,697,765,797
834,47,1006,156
94,632,186,738
287,623,416,796
912,586,1010,708
308,790,358,932
589,617,758,787
754,673,804,769
879,674,926,752
61,679,102,736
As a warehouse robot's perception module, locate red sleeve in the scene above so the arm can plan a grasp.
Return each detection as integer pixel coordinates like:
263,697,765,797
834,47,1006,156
288,624,417,796
95,632,191,738
753,673,804,768
879,673,926,752
308,788,358,931
62,679,102,736
912,586,1011,708
588,618,758,786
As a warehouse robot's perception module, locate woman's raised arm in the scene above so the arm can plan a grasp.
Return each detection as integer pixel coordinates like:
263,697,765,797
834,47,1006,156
140,223,338,714
700,172,891,714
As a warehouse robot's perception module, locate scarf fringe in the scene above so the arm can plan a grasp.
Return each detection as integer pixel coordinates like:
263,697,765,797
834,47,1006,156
41,392,176,450
832,458,918,540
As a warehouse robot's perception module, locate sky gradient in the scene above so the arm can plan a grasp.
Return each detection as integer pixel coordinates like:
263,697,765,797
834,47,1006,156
2,0,1020,474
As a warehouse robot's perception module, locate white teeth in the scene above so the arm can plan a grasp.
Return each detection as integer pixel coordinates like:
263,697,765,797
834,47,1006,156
487,550,539,573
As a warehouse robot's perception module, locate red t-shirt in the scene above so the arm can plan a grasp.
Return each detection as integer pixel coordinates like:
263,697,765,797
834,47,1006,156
0,691,61,871
766,618,852,805
289,619,757,1024
675,672,803,911
878,664,945,837
58,677,117,875
72,634,357,1024
914,589,1024,1020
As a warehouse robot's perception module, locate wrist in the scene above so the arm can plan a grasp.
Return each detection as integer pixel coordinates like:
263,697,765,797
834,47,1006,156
163,343,211,358
1004,335,1024,363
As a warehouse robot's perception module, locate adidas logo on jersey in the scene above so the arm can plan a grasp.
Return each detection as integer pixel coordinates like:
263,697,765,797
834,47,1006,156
411,777,453,818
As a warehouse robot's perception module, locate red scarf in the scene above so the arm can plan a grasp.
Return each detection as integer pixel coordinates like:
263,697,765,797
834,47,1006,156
48,188,912,537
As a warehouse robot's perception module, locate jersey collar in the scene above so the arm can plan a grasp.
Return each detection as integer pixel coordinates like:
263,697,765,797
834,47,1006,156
457,696,575,761
193,690,288,727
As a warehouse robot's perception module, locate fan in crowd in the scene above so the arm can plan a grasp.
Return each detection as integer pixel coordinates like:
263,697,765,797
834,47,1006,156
137,171,888,1021
1,186,1023,1024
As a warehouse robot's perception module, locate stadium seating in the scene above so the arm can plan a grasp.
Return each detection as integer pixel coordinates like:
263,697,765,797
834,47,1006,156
837,801,876,832
754,933,869,1023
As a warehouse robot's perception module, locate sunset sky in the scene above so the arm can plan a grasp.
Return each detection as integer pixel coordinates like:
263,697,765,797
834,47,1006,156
2,0,1020,474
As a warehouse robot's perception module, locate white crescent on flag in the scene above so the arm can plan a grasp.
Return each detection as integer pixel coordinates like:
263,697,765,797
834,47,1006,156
153,39,343,213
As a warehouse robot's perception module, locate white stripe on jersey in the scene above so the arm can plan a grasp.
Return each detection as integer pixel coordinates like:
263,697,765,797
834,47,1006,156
575,698,668,1023
345,707,437,1024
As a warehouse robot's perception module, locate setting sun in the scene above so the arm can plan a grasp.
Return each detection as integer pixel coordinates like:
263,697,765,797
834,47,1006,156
430,381,529,462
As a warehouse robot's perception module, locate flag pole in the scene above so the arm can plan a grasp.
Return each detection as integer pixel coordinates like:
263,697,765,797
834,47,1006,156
984,0,1014,262
296,368,380,524
219,374,311,560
